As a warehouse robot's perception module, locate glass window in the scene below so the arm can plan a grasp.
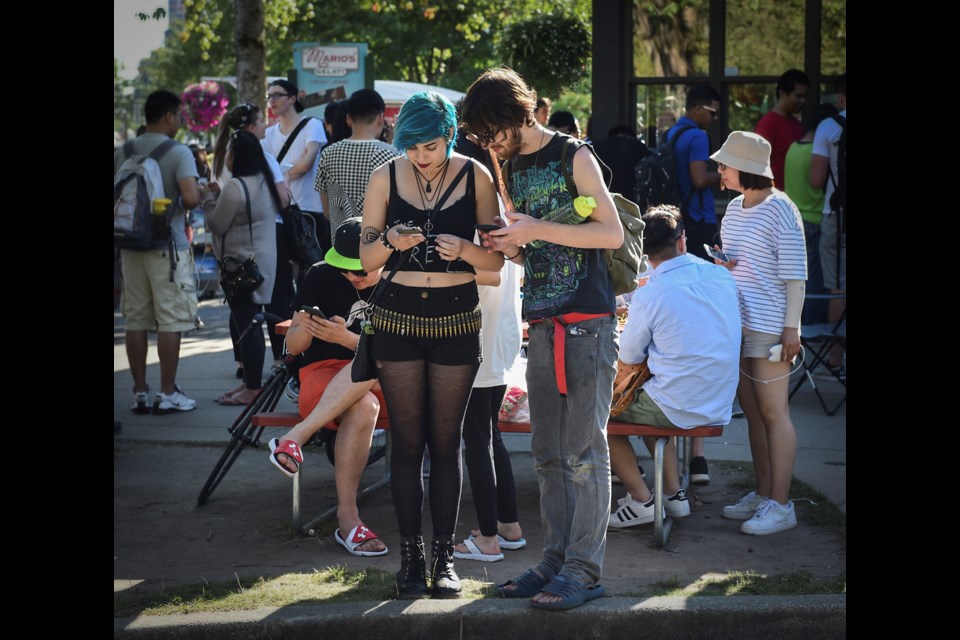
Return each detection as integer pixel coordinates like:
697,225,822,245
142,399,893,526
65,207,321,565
635,84,686,147
727,83,777,134
820,0,846,75
724,0,804,77
632,0,710,78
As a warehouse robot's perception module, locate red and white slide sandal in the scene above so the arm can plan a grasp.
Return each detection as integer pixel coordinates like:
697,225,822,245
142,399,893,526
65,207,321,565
268,438,303,478
335,523,389,557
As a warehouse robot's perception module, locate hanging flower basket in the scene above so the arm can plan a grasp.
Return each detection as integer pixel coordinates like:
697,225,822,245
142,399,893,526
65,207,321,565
181,81,230,133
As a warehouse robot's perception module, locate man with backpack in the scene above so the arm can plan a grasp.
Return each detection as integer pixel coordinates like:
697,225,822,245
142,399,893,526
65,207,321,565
809,73,846,374
460,67,622,611
114,90,203,414
663,84,722,263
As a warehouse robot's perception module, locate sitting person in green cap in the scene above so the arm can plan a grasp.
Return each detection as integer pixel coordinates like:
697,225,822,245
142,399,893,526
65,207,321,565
268,216,390,558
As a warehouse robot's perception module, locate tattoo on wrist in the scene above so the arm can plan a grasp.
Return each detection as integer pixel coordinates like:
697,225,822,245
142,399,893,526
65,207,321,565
361,226,381,245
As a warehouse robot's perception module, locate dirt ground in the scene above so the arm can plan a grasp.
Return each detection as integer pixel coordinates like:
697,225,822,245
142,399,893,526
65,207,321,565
114,439,846,597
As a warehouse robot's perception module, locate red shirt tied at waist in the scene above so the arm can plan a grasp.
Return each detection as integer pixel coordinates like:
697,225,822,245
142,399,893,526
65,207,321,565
529,312,612,395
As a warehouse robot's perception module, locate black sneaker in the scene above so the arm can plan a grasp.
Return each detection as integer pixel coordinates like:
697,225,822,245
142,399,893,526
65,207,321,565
690,456,710,485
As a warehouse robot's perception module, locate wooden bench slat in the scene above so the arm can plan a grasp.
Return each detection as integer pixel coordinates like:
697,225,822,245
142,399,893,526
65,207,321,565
252,412,723,439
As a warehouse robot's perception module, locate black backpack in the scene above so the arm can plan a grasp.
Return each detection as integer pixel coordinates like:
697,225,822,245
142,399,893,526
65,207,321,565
634,124,695,213
828,114,846,230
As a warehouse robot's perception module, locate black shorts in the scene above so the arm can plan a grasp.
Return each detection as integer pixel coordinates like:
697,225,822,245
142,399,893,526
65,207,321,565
371,280,481,366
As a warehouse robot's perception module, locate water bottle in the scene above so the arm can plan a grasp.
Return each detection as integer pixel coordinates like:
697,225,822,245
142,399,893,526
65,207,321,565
527,196,596,248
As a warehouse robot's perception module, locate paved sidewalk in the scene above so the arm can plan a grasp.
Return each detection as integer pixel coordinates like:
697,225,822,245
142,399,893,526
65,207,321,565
114,298,846,637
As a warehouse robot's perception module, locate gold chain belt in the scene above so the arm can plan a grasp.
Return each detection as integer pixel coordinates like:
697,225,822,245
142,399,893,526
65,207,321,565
371,305,482,339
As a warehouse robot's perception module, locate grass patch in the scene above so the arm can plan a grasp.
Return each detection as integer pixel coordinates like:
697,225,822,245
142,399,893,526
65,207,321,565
714,460,846,538
650,570,846,597
114,567,495,617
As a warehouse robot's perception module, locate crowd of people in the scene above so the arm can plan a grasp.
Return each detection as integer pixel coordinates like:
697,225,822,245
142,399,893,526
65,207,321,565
115,65,845,611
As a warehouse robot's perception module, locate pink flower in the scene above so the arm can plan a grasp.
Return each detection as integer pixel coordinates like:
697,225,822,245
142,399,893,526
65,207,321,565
180,81,230,133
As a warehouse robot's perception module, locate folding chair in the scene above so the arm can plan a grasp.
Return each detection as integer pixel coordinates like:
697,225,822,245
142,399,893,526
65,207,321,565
789,295,846,416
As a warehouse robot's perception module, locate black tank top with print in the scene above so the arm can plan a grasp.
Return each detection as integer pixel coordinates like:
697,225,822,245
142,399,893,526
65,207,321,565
385,158,477,275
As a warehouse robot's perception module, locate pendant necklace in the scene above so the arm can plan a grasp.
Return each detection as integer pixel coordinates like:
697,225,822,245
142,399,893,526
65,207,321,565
415,159,451,237
413,159,450,200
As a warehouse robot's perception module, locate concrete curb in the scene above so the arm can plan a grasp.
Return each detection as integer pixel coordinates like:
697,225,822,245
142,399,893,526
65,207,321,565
114,594,845,639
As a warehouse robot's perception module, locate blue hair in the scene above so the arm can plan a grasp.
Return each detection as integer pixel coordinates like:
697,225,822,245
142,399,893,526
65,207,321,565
392,91,457,158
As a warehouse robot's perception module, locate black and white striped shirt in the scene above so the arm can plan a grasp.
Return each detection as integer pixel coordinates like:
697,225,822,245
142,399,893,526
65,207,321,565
720,191,807,335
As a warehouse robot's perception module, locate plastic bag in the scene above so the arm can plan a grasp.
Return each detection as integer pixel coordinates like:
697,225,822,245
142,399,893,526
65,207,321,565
499,357,530,423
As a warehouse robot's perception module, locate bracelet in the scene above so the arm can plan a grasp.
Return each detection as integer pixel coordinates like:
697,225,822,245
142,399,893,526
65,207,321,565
504,247,522,260
379,229,397,251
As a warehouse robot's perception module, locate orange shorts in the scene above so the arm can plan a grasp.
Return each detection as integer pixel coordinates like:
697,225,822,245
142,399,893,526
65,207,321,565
297,359,389,428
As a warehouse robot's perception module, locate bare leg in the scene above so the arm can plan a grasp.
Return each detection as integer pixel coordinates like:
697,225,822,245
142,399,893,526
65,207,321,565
691,436,705,458
641,436,681,496
126,329,149,392
608,434,651,502
746,358,797,504
334,393,386,553
736,358,771,498
156,331,182,395
273,364,378,473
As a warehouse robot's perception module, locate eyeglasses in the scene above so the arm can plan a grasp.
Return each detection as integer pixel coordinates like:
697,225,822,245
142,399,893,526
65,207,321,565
338,268,368,277
477,131,508,147
700,105,719,118
266,92,291,101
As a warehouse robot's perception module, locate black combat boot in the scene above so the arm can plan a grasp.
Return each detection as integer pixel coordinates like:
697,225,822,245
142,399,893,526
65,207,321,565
430,535,462,598
395,535,428,599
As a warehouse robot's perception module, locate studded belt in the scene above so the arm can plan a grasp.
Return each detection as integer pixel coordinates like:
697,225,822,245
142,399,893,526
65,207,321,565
371,305,482,339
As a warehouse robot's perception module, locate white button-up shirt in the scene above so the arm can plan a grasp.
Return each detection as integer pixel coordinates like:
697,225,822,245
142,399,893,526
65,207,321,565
619,253,741,427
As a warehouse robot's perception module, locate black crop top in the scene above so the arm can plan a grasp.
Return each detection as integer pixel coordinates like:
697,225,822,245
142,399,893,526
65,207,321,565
385,158,477,274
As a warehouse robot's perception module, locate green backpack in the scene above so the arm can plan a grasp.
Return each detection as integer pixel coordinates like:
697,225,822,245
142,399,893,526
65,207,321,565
558,136,647,296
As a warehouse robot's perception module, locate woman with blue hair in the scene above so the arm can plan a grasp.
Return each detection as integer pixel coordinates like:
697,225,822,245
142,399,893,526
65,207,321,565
359,91,504,599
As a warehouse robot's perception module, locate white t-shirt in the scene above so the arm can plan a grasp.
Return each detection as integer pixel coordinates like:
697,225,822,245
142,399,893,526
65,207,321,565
216,152,284,185
720,191,807,336
262,117,327,213
619,254,741,427
474,258,524,387
811,109,845,216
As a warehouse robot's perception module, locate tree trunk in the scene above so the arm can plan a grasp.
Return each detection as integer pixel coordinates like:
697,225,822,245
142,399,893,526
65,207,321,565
235,0,266,112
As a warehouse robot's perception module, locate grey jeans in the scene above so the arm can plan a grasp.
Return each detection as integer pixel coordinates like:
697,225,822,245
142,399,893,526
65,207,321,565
525,314,618,586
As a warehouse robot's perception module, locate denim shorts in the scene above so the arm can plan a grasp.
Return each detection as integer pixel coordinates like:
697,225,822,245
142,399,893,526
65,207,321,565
371,280,481,365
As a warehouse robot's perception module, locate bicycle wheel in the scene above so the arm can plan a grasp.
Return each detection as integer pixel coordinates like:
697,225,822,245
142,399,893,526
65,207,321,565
196,368,289,505
324,427,388,468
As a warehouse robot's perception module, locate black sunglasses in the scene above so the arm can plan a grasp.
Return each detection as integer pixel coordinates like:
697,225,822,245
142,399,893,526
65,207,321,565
339,268,368,277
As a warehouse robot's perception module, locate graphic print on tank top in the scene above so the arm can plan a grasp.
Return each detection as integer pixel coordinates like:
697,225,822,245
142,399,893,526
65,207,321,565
511,157,588,316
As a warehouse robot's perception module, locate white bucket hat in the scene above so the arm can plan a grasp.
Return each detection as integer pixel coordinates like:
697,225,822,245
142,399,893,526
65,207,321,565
710,131,774,179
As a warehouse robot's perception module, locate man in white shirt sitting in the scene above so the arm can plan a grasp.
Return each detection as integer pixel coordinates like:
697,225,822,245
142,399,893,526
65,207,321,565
608,205,741,528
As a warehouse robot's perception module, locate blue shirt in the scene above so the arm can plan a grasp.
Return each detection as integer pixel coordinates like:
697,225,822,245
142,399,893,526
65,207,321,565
666,117,716,224
619,254,741,427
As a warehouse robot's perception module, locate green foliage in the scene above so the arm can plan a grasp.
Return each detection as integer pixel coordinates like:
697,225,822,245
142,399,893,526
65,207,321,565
136,8,167,21
724,0,805,76
496,14,591,100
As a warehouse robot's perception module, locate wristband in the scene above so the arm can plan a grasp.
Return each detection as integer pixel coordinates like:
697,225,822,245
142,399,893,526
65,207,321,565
504,249,521,260
379,229,398,251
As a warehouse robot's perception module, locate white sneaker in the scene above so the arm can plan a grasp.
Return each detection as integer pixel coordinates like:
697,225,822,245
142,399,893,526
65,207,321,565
665,489,691,518
154,386,197,413
722,491,769,520
131,390,150,414
609,497,660,528
740,499,797,535
619,490,690,517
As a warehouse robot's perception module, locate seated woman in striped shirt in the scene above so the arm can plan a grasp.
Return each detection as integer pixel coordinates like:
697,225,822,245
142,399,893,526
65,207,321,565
709,131,807,537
